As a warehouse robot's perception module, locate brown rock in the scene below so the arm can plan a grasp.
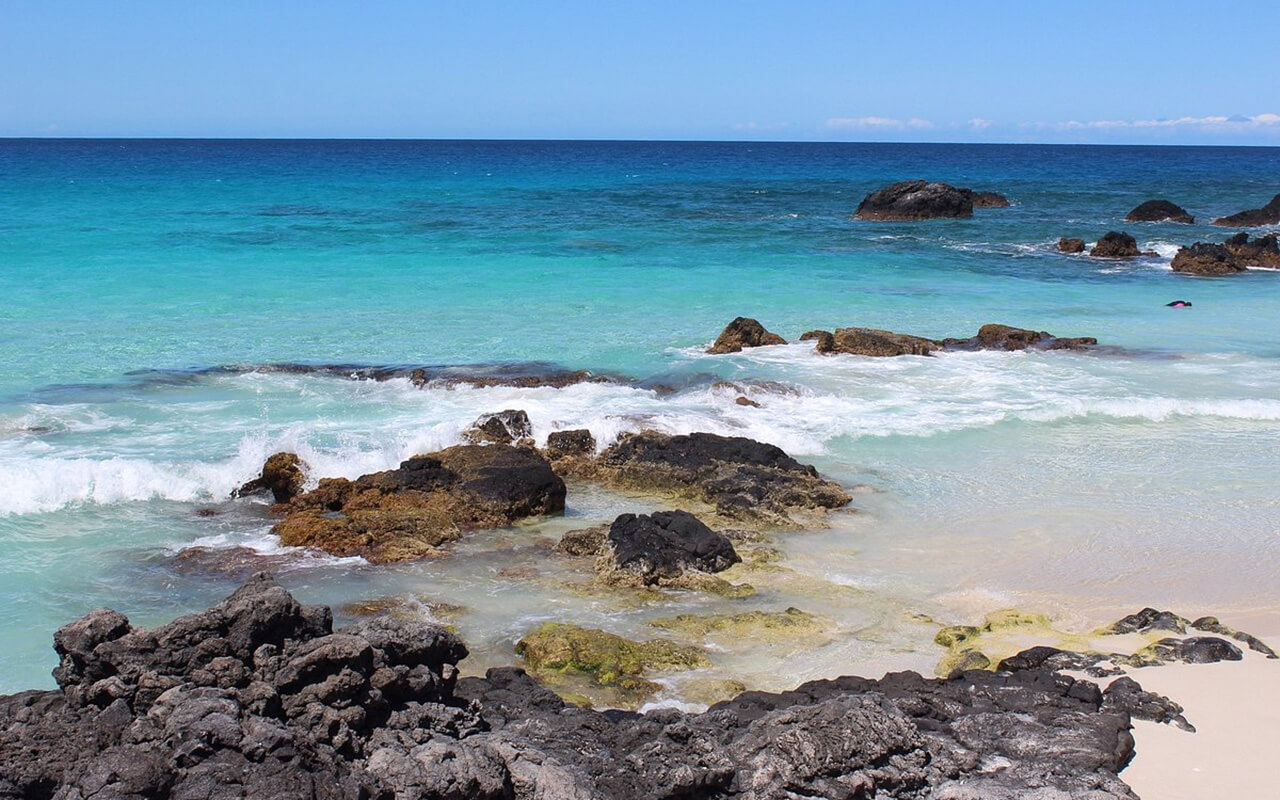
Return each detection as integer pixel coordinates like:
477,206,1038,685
234,452,306,504
829,327,938,357
1223,232,1280,267
953,323,1097,352
274,445,566,563
463,409,533,445
707,317,787,354
545,429,596,460
1213,194,1280,227
799,330,836,353
1057,237,1085,254
1170,243,1248,276
1089,231,1140,258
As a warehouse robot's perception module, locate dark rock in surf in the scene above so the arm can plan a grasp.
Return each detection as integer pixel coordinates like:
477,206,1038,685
273,445,565,563
1213,193,1280,226
1125,199,1194,224
463,409,534,445
1089,231,1141,258
707,317,787,354
598,510,740,585
944,323,1097,352
853,180,974,220
1170,242,1248,276
0,574,1144,799
799,329,836,353
234,451,306,504
1058,237,1086,253
588,431,852,528
545,428,596,460
960,188,1012,207
1223,232,1280,267
828,327,939,357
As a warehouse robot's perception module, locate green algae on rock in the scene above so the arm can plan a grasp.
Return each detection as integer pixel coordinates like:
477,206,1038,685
649,607,832,645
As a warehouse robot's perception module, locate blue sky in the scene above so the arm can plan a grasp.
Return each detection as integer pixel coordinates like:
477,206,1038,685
4,0,1279,143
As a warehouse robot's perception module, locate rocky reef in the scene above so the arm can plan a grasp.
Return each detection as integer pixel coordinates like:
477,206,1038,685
1213,193,1280,226
800,322,1097,357
1170,234,1280,276
0,575,1146,799
1125,199,1194,224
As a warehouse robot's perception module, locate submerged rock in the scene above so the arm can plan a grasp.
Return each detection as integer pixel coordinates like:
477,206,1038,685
596,510,741,586
1171,242,1248,276
556,524,609,557
706,316,787,354
589,431,852,528
1090,231,1141,258
853,180,974,221
649,607,830,644
1213,193,1280,226
1125,199,1194,224
1058,236,1086,253
463,409,533,446
233,451,306,504
1,575,1144,799
273,445,566,563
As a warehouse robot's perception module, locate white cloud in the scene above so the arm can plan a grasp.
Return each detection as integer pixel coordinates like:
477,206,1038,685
1032,113,1280,132
824,116,934,131
968,118,993,130
731,121,792,132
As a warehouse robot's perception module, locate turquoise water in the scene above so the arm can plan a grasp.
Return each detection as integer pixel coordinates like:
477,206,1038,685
2,140,1278,694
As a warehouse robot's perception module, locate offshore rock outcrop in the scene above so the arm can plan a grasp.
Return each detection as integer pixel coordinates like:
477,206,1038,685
271,445,565,563
580,431,853,528
234,451,307,504
1058,236,1086,253
1213,193,1280,226
1170,242,1249,276
0,575,1143,799
802,323,1097,356
853,180,974,220
960,188,1011,207
706,316,787,354
1223,232,1280,267
1089,231,1141,258
1125,199,1194,224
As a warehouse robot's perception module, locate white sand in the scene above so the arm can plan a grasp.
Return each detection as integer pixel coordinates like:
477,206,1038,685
1117,640,1280,799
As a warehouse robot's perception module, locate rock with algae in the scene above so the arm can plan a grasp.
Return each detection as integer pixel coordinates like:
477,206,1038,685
649,607,832,646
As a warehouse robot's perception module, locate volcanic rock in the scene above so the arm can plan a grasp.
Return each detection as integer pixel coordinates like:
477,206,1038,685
961,189,1011,207
589,431,852,528
0,575,1146,799
853,180,974,221
1105,607,1189,635
234,452,307,504
1223,232,1280,267
1213,193,1280,226
1058,237,1086,253
596,510,740,587
1135,636,1244,665
1170,242,1248,276
1102,675,1195,731
707,317,787,354
1190,616,1279,658
1090,231,1141,258
545,428,596,460
273,445,566,563
1125,199,1194,224
463,409,533,445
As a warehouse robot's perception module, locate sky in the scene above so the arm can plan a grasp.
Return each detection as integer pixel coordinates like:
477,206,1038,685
3,0,1280,144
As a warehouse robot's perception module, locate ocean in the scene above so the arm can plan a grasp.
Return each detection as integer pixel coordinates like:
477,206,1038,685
1,139,1278,697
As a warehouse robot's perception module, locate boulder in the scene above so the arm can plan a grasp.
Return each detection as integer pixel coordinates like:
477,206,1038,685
463,409,533,445
1103,676,1194,731
1170,242,1248,276
233,452,306,504
960,188,1011,207
1058,237,1086,253
1213,193,1280,226
707,317,787,354
0,575,1145,799
1104,607,1189,635
853,180,974,221
597,510,740,586
828,327,939,357
1089,231,1141,258
1135,636,1243,665
1125,199,1194,224
545,428,596,460
1190,616,1278,658
945,323,1097,352
273,445,566,563
798,329,836,353
556,525,608,557
590,431,852,528
1223,232,1280,267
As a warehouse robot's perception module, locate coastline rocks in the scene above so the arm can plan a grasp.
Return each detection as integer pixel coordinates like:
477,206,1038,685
589,431,852,528
1125,199,1194,224
798,329,836,352
947,323,1098,352
853,180,974,221
0,576,1146,799
707,317,786,354
234,451,306,504
827,327,939,357
545,428,596,460
1224,232,1280,267
273,445,566,563
1170,242,1248,276
514,622,709,704
1058,237,1086,253
1089,231,1141,258
649,607,831,645
463,409,533,446
1132,636,1243,666
596,510,741,587
1213,193,1280,226
1104,607,1188,635
961,188,1011,207
1190,616,1279,658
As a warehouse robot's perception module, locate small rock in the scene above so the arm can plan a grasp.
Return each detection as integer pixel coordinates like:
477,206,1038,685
234,452,306,504
1103,676,1195,732
707,317,787,354
556,525,608,557
597,510,740,585
1058,237,1086,253
463,410,533,446
827,327,938,357
1125,199,1194,224
1090,231,1141,258
1171,242,1247,276
545,429,596,460
798,329,836,353
1104,608,1188,635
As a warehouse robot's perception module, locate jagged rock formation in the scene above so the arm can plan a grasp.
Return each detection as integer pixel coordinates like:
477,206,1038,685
1171,242,1249,275
1090,231,1141,258
1213,193,1280,226
234,451,307,504
0,575,1144,799
463,409,533,446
